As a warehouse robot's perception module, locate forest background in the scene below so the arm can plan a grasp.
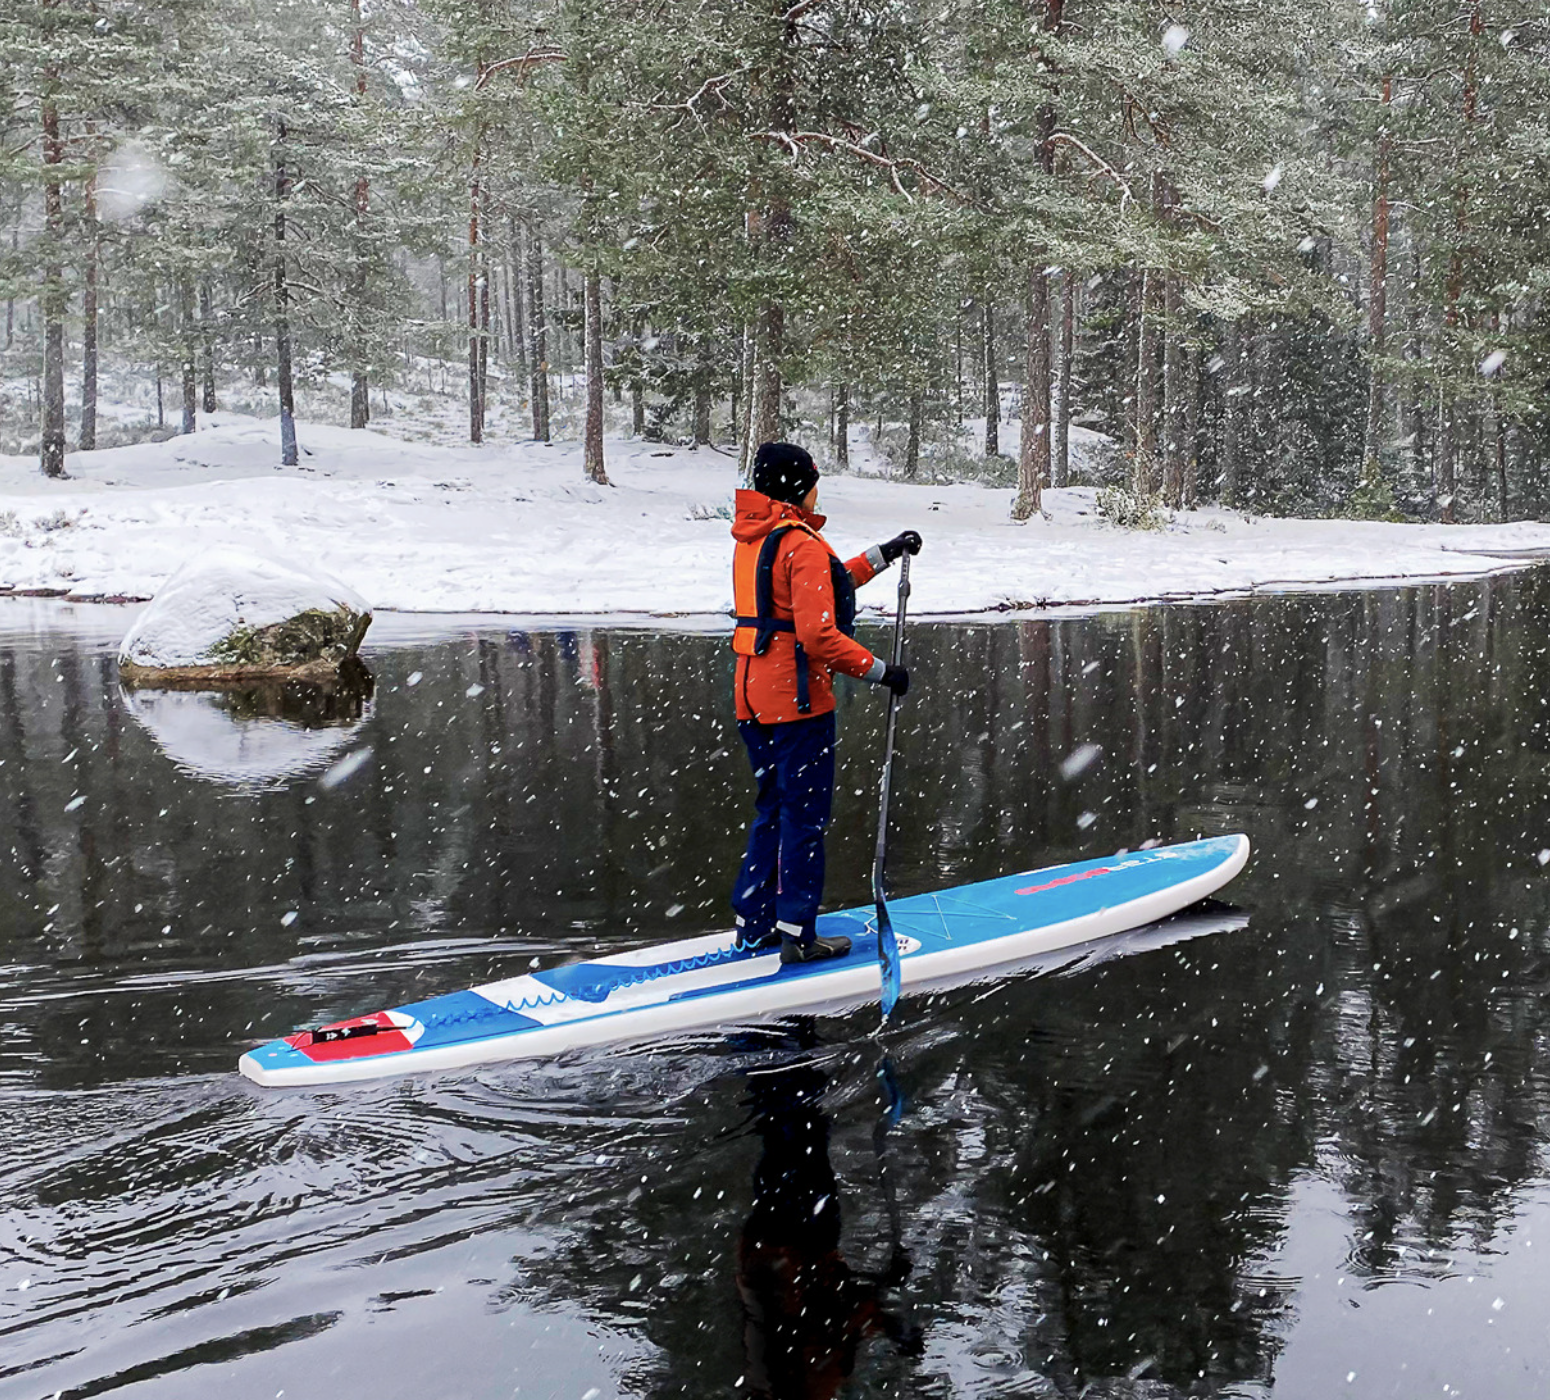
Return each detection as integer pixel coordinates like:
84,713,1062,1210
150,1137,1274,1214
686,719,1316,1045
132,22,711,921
1,0,1543,526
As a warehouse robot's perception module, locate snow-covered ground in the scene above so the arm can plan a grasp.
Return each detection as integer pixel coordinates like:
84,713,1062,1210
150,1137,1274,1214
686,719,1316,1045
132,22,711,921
3,413,1550,618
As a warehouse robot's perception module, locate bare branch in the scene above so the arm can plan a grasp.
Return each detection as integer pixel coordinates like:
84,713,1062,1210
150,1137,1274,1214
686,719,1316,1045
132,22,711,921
1048,131,1133,207
474,48,567,91
650,65,749,127
749,128,966,203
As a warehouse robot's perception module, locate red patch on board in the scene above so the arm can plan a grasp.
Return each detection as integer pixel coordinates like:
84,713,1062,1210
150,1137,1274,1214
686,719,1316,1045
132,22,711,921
286,1010,414,1062
1016,866,1113,897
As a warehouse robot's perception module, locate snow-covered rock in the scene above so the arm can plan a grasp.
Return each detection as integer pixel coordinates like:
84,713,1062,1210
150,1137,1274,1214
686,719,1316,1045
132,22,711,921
118,549,371,675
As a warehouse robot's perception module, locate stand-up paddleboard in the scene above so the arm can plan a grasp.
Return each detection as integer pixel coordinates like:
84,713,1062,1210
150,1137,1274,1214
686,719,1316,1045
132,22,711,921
239,833,1249,1087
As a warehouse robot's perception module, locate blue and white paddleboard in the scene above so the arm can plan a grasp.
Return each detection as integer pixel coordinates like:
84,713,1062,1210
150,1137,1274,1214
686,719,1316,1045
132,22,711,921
239,834,1250,1087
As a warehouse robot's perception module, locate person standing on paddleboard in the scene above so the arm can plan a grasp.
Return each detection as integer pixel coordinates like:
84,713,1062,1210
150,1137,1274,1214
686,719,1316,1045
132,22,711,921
730,441,921,964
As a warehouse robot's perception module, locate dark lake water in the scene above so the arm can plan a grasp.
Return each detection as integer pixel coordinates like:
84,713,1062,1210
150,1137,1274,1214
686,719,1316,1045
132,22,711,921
3,578,1550,1399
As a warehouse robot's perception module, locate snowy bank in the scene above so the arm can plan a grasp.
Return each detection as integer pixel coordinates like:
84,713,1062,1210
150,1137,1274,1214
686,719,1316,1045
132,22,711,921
4,415,1550,619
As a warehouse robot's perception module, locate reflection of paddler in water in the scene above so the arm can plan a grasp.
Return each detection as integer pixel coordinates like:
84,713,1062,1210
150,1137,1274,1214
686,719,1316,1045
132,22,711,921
738,1058,923,1399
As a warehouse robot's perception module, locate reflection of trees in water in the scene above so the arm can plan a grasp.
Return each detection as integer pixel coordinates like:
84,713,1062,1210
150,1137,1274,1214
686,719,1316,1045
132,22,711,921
938,585,1550,1298
8,579,1550,1384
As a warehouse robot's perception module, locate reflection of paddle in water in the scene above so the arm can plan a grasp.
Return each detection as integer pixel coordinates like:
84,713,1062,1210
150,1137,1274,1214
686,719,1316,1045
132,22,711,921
737,1058,922,1400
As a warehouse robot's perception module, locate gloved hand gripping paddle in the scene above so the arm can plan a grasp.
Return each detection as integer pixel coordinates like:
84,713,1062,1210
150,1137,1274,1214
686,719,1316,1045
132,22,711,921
873,552,910,1023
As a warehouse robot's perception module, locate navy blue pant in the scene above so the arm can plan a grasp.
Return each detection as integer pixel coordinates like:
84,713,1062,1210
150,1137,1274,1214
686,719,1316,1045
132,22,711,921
733,712,836,942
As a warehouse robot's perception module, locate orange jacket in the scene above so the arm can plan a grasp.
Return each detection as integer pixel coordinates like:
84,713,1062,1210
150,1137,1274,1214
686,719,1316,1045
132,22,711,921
731,490,883,724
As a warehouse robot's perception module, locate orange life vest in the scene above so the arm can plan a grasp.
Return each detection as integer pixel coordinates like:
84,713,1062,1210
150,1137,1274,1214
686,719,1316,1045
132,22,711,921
732,522,858,715
732,521,858,657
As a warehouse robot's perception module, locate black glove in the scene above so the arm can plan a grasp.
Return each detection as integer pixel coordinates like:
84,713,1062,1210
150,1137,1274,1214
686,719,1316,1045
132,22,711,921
880,665,910,697
879,530,923,564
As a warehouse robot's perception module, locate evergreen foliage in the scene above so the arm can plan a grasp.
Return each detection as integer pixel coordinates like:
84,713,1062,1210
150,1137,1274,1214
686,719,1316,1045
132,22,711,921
1,0,1548,521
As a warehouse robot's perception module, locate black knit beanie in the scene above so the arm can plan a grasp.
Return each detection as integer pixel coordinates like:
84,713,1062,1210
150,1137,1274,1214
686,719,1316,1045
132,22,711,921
752,441,819,506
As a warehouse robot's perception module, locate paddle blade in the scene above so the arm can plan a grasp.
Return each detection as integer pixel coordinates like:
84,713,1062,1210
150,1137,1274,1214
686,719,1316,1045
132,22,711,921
877,901,901,1020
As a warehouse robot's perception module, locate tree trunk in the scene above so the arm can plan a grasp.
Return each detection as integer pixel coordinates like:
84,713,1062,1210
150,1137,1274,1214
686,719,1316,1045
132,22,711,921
467,125,484,445
350,0,371,429
80,139,99,452
181,355,196,434
692,361,712,446
1435,398,1456,520
200,282,218,413
181,281,197,435
350,371,371,429
1221,320,1245,507
1496,407,1508,521
1183,338,1201,509
526,227,549,441
582,267,609,484
1252,324,1276,499
1016,0,1065,512
749,4,795,457
1404,245,1425,486
631,317,645,435
488,263,501,362
982,298,998,457
1161,276,1185,509
478,245,490,421
835,382,849,468
751,302,783,449
1438,1,1482,524
1122,272,1141,456
1052,269,1074,487
477,179,491,417
736,320,756,478
275,119,299,468
5,219,16,349
40,29,66,479
1133,268,1162,496
505,218,525,378
1490,310,1506,519
1363,74,1393,476
954,307,964,425
904,387,923,479
1013,260,1050,520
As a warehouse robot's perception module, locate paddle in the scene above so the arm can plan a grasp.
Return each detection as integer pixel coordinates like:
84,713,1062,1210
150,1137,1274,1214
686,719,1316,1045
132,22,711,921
872,551,911,1023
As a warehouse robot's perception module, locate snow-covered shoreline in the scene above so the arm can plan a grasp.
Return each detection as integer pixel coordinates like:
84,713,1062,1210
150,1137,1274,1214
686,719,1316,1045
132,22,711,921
4,414,1550,620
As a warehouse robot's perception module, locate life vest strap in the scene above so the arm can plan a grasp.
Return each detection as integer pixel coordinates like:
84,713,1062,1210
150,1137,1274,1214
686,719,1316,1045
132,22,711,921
731,519,855,715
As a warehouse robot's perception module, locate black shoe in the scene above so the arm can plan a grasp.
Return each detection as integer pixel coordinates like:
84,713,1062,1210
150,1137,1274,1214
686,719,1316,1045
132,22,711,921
780,933,853,964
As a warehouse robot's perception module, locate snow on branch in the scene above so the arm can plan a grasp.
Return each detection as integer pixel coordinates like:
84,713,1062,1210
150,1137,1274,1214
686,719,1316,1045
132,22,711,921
474,47,567,91
750,129,965,203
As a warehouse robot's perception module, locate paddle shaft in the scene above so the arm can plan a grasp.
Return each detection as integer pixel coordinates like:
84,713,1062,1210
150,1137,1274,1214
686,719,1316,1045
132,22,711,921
872,553,910,1019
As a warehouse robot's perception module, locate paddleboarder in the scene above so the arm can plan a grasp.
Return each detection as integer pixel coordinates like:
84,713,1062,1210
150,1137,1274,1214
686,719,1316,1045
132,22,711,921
730,441,921,964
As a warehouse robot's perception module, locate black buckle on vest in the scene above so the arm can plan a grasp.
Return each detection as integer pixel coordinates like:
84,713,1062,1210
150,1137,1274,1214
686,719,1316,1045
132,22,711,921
735,615,794,654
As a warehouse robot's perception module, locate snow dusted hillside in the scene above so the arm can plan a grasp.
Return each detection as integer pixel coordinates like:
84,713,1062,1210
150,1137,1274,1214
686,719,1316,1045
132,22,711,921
3,414,1550,618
